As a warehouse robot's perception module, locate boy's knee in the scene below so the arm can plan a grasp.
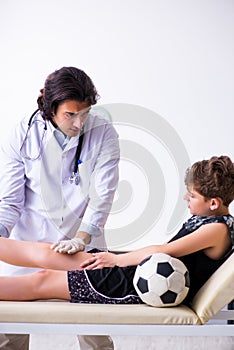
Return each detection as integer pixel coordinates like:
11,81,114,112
30,269,50,297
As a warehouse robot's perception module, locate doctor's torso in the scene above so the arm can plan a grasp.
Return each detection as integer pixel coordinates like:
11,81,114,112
0,111,119,275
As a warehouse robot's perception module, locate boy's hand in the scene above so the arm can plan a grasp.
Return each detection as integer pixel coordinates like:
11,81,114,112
80,251,117,270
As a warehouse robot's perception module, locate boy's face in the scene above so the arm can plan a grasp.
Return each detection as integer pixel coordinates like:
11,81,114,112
184,187,211,216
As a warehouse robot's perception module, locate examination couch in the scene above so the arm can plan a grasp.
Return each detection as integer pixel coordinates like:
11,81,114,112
0,252,233,337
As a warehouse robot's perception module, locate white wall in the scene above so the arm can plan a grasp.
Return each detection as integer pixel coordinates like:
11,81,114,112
0,0,233,250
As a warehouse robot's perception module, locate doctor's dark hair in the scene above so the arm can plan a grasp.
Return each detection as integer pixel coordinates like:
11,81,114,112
37,67,99,120
184,155,234,207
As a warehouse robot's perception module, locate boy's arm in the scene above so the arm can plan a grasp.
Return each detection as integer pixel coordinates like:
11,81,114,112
81,245,161,269
81,222,229,269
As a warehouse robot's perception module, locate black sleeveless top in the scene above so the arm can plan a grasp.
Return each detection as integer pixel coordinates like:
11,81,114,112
169,214,234,304
87,215,234,304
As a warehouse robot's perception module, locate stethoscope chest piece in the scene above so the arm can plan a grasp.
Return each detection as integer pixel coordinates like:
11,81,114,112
69,171,80,185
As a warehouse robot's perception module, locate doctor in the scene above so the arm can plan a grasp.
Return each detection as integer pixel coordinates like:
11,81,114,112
0,66,119,350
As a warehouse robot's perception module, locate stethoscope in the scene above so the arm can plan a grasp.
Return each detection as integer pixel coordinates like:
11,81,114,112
68,131,84,185
20,109,84,185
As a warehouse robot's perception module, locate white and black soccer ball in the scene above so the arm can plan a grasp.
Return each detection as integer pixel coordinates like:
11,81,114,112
133,253,190,307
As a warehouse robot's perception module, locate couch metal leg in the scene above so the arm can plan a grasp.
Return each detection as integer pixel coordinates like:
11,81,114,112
228,300,234,324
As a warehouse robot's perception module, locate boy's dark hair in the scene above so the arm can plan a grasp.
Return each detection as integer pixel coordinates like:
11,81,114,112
37,66,99,120
184,155,234,206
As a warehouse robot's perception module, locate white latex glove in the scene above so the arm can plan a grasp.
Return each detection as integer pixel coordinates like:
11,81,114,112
51,237,85,254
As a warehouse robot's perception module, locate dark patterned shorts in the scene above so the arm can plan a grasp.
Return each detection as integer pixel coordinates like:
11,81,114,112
67,270,142,304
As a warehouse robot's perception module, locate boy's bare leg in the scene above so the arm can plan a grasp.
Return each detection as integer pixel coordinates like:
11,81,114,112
0,237,92,271
0,269,70,301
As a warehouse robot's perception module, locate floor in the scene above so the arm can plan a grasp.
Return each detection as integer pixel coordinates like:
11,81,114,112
29,334,234,349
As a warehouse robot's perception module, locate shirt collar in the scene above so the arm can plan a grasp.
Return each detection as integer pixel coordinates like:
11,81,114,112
53,128,71,150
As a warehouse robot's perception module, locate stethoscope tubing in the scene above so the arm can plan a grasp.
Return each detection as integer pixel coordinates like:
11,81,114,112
20,109,83,184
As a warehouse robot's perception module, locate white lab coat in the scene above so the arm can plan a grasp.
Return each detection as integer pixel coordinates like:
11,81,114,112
0,110,120,275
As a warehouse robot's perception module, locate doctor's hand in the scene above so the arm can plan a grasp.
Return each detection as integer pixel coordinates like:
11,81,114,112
50,237,85,254
80,251,117,270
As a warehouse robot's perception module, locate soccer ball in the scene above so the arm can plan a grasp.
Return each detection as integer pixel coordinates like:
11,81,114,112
133,253,190,307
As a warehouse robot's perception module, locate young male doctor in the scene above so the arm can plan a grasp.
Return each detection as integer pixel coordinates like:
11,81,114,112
0,66,119,350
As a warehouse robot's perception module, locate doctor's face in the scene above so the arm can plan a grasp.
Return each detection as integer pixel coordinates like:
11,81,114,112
52,100,91,137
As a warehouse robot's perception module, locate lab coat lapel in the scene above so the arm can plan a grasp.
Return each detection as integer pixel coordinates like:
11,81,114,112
40,133,64,227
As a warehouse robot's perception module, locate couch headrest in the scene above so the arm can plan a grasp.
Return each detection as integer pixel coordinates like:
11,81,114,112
191,251,234,324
